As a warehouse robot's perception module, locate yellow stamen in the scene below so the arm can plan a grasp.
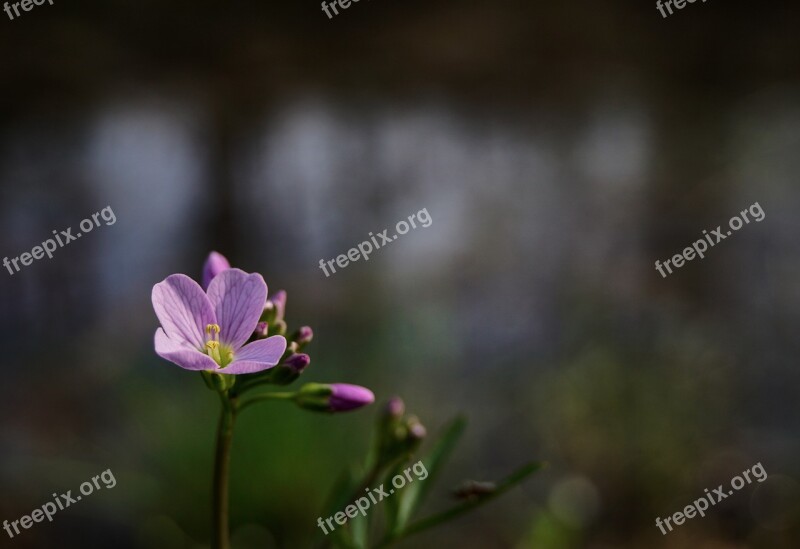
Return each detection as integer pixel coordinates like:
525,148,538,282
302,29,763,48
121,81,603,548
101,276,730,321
206,324,221,335
205,340,221,364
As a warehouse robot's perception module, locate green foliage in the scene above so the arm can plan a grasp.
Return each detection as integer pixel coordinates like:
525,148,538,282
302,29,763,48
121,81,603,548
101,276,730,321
322,403,543,548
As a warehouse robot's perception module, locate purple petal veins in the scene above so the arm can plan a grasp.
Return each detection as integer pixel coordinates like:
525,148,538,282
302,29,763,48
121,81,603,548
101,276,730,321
154,328,220,371
152,274,216,349
154,262,288,375
207,269,268,351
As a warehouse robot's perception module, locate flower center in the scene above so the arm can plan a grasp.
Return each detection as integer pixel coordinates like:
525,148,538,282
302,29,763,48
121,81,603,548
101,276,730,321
205,324,234,368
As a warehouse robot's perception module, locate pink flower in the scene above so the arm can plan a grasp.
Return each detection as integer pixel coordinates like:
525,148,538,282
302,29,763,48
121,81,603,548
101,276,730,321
152,269,286,375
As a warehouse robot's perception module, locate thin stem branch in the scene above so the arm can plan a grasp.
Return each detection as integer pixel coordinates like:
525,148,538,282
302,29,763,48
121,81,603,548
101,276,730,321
232,376,272,395
237,391,296,413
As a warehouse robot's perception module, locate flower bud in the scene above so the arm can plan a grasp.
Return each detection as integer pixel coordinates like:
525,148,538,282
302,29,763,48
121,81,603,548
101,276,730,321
407,417,427,441
202,251,231,290
262,291,287,330
252,322,269,340
270,290,287,322
384,397,405,420
268,354,311,386
292,326,314,349
378,397,405,440
283,353,311,372
295,383,374,413
272,320,287,336
329,383,375,412
404,416,426,453
377,407,426,464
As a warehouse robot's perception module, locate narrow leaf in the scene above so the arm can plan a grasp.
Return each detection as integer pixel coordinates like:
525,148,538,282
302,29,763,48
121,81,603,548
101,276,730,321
379,461,546,547
393,416,467,532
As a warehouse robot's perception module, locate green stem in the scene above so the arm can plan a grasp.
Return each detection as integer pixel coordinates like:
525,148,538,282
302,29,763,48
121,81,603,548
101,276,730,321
232,376,272,395
209,387,301,547
237,391,296,412
212,393,236,549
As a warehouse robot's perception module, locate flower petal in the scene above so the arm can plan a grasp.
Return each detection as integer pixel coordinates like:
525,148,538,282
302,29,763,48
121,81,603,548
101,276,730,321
202,251,231,290
154,328,219,371
207,269,268,350
152,274,216,349
222,336,287,375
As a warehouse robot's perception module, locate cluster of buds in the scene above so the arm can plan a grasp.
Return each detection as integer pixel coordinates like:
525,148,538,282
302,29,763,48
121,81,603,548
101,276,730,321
251,288,313,347
201,252,372,413
252,292,314,387
259,290,288,337
203,252,315,386
375,397,426,465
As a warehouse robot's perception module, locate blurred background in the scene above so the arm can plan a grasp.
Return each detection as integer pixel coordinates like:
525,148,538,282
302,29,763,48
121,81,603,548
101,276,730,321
1,0,800,547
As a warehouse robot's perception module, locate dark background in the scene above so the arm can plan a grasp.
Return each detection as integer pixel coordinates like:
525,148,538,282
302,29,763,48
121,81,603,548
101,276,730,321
1,0,799,547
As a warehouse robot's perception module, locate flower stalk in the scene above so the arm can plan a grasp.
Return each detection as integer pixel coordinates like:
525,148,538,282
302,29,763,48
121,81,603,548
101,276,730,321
212,391,236,549
237,391,296,412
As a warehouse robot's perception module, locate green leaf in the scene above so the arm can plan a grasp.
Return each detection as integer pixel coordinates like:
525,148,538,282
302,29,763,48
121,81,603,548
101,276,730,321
382,461,409,538
321,469,360,548
378,461,546,548
391,416,467,534
349,513,369,549
324,468,361,518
